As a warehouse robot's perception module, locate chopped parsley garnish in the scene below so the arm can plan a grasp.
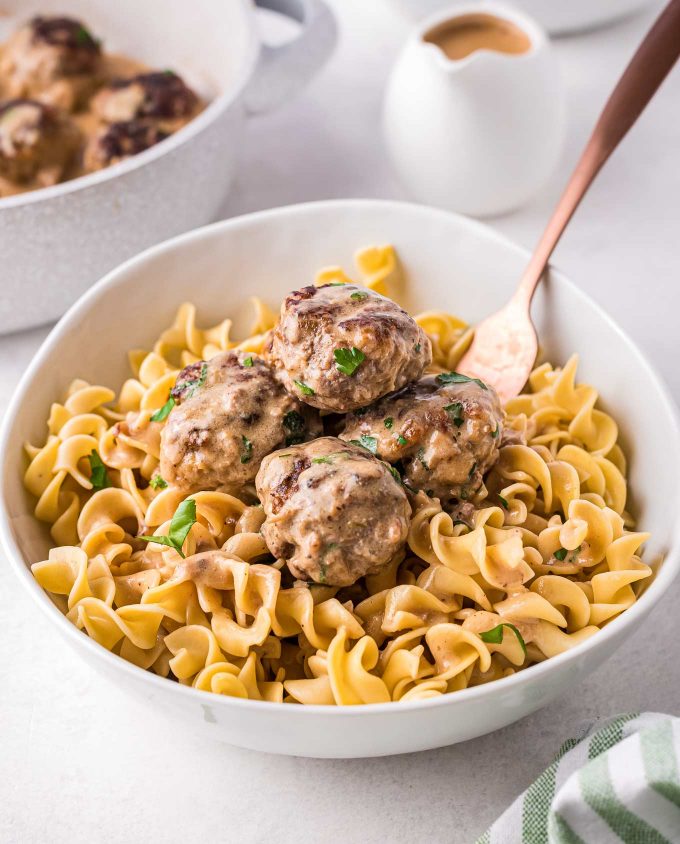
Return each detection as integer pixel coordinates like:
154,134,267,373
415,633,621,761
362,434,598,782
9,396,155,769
396,435,408,446
360,435,378,454
384,417,393,429
468,462,477,479
196,363,208,389
436,371,488,391
151,396,175,422
498,494,509,509
283,410,306,446
385,463,402,484
479,623,527,656
294,380,315,396
444,402,465,427
350,435,378,455
334,347,365,377
277,453,293,458
139,499,196,559
75,25,93,46
242,356,254,367
149,475,168,490
312,456,333,465
88,450,111,490
240,435,253,464
172,362,209,402
327,282,346,287
318,543,339,583
415,343,421,353
417,447,429,470
554,545,581,562
491,424,499,439
350,291,368,301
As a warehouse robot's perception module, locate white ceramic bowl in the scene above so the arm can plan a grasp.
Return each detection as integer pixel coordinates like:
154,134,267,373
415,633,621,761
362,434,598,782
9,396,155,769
390,0,657,35
0,0,336,333
2,200,679,758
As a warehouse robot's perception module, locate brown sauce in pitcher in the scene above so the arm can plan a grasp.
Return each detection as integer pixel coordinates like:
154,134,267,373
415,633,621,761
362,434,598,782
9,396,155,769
424,13,531,61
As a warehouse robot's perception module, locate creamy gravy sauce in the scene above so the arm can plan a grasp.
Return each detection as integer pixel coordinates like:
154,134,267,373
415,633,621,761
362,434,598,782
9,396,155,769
424,13,531,61
0,38,201,197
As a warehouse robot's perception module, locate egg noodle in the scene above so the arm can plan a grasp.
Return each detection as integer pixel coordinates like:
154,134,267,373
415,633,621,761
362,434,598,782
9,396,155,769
23,246,653,705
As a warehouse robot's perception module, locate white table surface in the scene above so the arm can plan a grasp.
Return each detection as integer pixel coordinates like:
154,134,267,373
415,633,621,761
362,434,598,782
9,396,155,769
2,2,679,842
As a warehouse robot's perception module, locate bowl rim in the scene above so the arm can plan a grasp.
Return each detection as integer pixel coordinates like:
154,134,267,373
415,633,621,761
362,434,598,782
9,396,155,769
0,0,259,211
3,197,680,717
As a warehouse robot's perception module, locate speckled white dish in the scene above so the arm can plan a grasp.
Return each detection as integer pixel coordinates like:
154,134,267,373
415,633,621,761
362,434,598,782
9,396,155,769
2,200,679,758
0,0,336,333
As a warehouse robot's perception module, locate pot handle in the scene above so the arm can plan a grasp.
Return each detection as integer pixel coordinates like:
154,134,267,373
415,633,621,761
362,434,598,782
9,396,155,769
245,0,337,115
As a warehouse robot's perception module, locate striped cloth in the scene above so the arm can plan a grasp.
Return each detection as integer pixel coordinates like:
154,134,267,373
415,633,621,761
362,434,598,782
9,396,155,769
477,713,680,844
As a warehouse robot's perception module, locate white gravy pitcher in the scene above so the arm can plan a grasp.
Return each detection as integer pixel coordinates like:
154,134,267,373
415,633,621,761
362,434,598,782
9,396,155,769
383,3,566,217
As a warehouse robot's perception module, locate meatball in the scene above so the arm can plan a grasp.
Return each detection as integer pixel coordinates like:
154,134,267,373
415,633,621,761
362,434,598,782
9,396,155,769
265,284,431,413
83,119,168,170
0,99,80,187
340,373,503,502
0,16,102,111
256,437,411,586
91,71,199,127
160,351,322,493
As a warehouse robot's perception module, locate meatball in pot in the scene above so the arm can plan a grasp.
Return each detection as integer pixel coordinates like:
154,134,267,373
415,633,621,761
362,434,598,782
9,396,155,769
0,16,102,111
91,71,199,128
341,373,503,503
0,99,80,188
256,437,411,586
265,284,431,413
83,119,169,170
160,351,322,493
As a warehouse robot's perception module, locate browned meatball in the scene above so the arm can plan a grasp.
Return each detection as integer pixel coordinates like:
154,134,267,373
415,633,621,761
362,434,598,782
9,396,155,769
0,99,80,187
160,351,321,493
83,119,169,170
340,373,503,502
256,437,411,586
91,71,199,128
265,284,431,413
0,16,102,111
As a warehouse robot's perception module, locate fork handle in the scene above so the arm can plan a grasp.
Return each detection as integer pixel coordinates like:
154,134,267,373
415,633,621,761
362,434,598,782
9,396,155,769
515,0,680,306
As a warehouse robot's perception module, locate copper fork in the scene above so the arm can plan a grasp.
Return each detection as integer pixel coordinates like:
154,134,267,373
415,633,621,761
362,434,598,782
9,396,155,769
458,0,680,402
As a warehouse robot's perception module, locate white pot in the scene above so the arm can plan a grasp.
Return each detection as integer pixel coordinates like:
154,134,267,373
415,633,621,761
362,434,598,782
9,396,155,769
0,0,336,333
383,3,566,218
2,199,679,758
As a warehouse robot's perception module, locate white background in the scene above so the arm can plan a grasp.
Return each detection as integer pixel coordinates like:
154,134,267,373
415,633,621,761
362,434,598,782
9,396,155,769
2,1,679,842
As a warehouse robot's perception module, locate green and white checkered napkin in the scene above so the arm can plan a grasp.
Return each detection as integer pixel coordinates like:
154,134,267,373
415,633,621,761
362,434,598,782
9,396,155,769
477,713,680,844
